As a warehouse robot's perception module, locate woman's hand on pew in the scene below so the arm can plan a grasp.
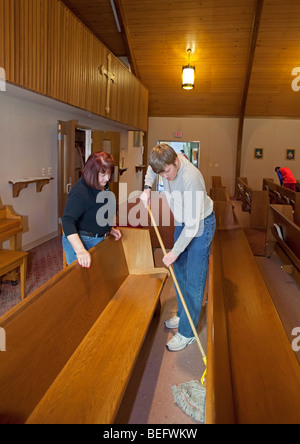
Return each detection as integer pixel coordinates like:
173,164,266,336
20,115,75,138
110,227,122,241
76,249,92,268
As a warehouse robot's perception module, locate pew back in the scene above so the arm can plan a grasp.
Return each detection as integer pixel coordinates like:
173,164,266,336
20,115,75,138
206,228,300,424
210,186,240,230
237,177,269,228
0,228,168,424
266,204,300,285
263,178,300,226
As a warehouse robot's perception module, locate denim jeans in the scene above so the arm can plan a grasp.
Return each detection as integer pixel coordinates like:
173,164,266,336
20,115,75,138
173,211,216,338
62,233,106,266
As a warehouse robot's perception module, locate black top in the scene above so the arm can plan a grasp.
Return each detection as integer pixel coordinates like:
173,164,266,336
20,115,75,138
62,177,116,237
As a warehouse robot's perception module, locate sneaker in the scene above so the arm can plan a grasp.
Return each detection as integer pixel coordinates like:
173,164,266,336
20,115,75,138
164,315,180,329
166,332,196,352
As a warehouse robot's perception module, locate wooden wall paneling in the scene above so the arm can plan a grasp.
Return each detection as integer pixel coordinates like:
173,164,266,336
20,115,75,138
79,28,88,110
118,67,128,125
26,0,34,89
92,39,104,116
85,36,97,115
100,45,109,116
18,0,24,86
64,6,72,104
14,0,20,85
40,0,48,94
10,0,15,83
59,1,68,103
68,11,76,106
84,33,92,112
3,0,12,82
0,0,5,72
22,0,28,87
48,0,58,100
0,0,148,130
110,55,122,122
72,14,82,107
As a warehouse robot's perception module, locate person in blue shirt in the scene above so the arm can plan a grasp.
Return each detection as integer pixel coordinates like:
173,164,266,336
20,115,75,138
275,167,296,191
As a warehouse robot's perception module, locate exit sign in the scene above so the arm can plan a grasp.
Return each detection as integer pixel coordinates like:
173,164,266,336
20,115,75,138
174,131,182,138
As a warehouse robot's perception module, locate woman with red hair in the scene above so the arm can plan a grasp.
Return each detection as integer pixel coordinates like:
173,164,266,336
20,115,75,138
62,152,121,268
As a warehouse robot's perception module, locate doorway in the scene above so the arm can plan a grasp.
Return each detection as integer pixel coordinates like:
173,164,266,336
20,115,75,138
58,121,120,226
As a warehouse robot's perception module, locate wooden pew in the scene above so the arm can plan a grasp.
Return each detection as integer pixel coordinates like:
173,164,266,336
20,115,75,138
236,177,269,229
211,176,223,188
0,227,168,424
265,204,300,286
210,186,240,230
118,196,175,250
263,178,300,226
206,227,300,424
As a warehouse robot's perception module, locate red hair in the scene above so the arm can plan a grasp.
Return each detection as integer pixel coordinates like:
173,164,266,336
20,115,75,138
82,152,115,189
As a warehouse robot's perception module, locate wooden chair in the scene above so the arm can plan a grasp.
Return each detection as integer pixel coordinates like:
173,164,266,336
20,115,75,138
0,250,28,300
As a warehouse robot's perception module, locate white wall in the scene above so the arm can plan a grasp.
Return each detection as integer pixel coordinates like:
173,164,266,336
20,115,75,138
242,118,300,189
148,116,300,196
119,131,145,202
0,84,140,250
148,117,238,195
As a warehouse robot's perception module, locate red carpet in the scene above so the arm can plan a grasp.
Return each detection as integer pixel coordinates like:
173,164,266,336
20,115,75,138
0,236,63,317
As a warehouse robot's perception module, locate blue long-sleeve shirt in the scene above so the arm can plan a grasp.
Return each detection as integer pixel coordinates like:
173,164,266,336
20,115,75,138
276,170,283,186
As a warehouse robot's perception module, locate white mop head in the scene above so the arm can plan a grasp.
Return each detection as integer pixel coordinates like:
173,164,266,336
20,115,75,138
171,380,206,423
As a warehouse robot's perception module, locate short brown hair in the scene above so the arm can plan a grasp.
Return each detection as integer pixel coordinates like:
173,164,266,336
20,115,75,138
149,144,177,174
82,152,114,189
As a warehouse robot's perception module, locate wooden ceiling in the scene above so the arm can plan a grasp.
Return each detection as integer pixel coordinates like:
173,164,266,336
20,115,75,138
61,0,300,119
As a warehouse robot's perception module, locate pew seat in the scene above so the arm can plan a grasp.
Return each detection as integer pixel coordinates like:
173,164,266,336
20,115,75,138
206,228,300,424
0,227,168,424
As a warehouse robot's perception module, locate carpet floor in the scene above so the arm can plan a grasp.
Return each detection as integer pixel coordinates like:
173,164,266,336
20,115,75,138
0,236,63,317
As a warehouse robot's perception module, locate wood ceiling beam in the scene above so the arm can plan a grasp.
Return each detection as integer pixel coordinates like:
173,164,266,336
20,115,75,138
113,0,139,78
235,0,264,189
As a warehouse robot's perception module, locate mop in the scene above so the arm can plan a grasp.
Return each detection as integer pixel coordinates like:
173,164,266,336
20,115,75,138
147,206,206,423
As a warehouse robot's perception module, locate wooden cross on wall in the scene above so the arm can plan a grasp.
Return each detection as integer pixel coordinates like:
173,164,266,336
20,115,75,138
100,53,117,115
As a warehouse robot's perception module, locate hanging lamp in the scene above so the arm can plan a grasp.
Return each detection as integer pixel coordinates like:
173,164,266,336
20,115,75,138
182,49,195,90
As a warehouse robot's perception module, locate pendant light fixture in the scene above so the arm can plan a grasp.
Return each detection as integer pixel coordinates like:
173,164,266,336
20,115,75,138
182,49,195,90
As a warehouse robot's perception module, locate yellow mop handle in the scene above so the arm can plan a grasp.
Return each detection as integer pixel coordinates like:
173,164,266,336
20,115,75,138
147,206,207,378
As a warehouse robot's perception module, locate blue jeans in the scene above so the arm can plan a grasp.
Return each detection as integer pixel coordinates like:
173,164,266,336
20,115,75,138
173,211,216,338
62,233,106,265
